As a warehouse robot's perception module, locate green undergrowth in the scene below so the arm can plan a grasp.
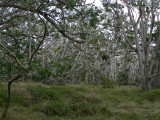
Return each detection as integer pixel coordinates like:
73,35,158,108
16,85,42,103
0,82,160,120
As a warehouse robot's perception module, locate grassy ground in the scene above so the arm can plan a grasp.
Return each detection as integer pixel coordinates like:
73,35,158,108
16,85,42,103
0,82,160,120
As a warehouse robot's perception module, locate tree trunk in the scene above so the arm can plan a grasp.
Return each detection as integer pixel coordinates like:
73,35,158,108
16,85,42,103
133,27,147,90
2,72,23,120
2,81,12,120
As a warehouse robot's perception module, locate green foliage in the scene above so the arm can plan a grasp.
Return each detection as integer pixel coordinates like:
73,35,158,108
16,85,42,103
29,60,52,82
30,60,41,70
100,52,110,61
52,57,72,79
31,67,52,82
37,68,51,80
79,33,86,39
85,6,101,27
89,38,98,44
29,56,73,83
0,59,12,79
100,75,114,88
117,70,129,85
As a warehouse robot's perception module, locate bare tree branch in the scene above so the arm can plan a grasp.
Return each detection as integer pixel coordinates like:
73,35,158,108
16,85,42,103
149,73,160,80
0,15,25,25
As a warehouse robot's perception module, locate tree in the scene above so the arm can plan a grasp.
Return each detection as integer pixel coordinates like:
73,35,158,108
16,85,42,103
0,0,102,118
0,10,47,120
102,0,160,90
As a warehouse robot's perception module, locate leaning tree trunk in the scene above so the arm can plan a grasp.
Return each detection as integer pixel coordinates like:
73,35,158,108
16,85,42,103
2,71,24,120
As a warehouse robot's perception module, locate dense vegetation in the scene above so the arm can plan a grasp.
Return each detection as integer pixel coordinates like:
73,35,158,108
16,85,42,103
0,0,160,119
0,82,160,120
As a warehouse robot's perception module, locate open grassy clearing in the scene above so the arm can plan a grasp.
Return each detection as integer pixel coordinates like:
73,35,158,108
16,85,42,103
0,82,160,120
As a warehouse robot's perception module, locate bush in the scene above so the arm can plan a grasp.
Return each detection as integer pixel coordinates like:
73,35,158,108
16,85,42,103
117,71,129,85
100,75,114,88
37,68,52,80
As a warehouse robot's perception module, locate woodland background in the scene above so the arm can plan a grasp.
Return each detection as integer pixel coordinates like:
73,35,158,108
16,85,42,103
0,0,160,119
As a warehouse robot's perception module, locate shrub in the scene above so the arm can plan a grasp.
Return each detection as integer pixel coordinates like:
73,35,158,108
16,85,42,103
37,68,52,81
117,71,129,85
100,75,114,88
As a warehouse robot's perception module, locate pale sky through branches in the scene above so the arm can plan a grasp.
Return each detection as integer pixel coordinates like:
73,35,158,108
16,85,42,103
86,0,103,8
86,0,137,19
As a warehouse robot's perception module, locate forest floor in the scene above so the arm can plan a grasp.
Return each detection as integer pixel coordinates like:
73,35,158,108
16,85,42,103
0,82,160,120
